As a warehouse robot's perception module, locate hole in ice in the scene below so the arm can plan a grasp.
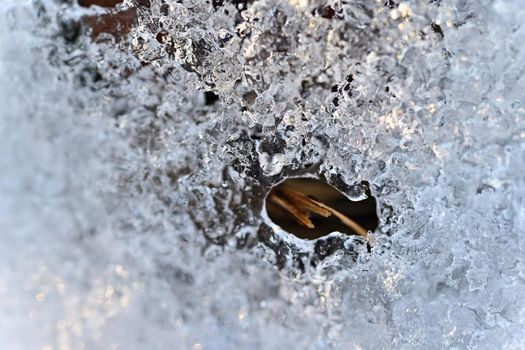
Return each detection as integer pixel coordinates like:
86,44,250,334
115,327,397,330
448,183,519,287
204,91,219,105
265,177,378,240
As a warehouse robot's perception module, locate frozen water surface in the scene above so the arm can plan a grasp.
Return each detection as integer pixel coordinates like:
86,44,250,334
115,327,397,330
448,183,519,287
1,0,524,349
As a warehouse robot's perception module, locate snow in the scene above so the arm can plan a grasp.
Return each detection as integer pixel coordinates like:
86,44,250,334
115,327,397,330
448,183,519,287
0,0,524,349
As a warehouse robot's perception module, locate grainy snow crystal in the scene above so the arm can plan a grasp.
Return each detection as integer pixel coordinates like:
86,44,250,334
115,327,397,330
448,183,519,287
0,0,524,349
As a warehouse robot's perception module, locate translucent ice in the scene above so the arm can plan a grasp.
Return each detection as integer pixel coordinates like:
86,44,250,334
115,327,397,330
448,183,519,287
0,0,524,349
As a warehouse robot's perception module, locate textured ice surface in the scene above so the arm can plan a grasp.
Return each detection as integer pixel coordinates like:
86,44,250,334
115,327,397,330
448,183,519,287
1,0,524,349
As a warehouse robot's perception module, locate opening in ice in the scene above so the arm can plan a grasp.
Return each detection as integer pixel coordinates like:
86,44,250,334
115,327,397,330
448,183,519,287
265,177,378,240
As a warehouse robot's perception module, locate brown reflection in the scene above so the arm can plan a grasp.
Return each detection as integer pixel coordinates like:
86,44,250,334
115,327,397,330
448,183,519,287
78,0,124,7
82,7,137,40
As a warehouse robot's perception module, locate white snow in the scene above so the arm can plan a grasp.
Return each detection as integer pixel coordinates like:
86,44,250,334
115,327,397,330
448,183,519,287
0,0,524,349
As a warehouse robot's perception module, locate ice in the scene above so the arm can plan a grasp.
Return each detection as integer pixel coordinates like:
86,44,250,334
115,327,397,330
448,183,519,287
1,0,524,349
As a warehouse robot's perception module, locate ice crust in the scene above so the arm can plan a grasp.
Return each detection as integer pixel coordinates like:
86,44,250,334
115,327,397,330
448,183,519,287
0,0,524,349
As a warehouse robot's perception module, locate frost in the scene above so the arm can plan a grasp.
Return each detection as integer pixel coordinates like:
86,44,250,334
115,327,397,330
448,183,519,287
1,0,524,349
